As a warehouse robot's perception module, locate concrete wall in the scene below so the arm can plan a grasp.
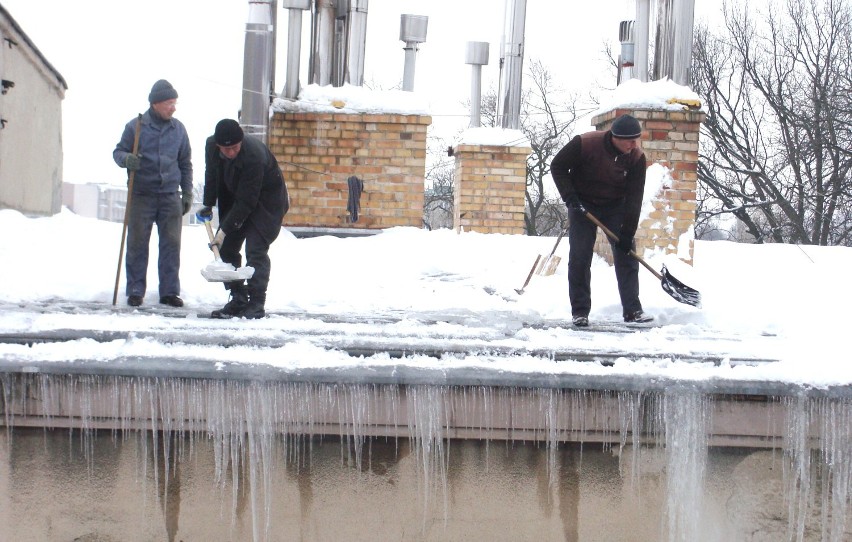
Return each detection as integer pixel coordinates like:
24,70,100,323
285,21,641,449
0,8,66,216
269,111,430,231
0,429,845,541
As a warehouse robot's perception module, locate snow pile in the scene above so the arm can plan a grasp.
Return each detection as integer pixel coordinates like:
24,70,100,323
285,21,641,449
456,127,531,148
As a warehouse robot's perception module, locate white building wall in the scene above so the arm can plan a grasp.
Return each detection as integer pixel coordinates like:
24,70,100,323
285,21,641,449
0,7,66,216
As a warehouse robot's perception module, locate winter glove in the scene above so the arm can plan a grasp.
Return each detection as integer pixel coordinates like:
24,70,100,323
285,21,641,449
616,233,634,254
196,206,213,222
210,228,226,250
124,153,142,171
566,194,587,214
181,192,193,215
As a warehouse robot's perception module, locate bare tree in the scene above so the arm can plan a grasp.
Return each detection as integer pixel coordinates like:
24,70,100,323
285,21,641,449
472,60,581,235
423,138,454,230
692,0,852,245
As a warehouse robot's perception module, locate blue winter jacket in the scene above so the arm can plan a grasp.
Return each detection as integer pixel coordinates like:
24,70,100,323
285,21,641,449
113,108,193,196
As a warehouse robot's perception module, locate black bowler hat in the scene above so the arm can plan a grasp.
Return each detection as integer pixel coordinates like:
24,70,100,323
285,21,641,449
214,119,244,146
610,114,642,139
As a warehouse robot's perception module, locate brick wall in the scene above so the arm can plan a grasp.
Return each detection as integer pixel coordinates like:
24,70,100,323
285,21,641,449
451,144,531,234
591,107,705,265
268,112,431,229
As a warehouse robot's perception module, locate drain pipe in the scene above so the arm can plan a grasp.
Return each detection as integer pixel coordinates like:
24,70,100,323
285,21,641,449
399,14,428,92
241,0,275,143
465,42,489,128
617,20,635,84
496,0,527,129
634,0,650,81
281,0,310,99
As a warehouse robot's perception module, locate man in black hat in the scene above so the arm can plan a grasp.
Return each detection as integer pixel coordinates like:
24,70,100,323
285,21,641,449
551,113,653,327
196,119,289,319
113,79,193,308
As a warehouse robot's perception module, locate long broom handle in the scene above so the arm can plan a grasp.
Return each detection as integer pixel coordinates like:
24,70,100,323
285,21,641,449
583,211,663,281
112,114,143,305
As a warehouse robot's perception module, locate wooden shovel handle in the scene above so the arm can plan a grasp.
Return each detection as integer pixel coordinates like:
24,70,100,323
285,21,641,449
204,220,223,261
583,211,663,281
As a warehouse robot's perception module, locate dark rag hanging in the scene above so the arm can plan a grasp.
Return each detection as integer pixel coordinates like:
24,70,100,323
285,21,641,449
347,175,364,223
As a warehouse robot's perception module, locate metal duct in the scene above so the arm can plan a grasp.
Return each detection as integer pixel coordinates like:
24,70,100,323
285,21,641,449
281,0,310,99
497,0,527,130
309,0,336,86
344,0,369,86
653,0,695,84
465,42,489,128
399,14,428,92
634,0,651,81
241,0,275,143
617,20,635,84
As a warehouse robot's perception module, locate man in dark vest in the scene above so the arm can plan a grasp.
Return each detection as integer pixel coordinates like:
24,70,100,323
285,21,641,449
551,114,653,327
196,119,289,319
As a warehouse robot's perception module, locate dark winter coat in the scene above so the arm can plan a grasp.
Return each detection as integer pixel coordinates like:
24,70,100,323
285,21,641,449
202,135,289,242
551,131,647,238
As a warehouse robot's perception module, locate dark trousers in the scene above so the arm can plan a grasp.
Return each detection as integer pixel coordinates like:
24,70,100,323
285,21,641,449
218,221,275,295
125,192,183,298
567,205,642,318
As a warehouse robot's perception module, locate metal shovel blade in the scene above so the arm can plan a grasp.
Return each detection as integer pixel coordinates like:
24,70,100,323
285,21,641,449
660,265,701,308
201,261,255,282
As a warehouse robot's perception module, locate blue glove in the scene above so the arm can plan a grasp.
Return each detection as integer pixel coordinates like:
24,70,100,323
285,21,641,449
616,234,633,253
195,206,213,222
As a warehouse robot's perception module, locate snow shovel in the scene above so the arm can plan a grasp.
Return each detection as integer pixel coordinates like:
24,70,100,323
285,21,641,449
199,220,255,282
535,225,569,276
584,211,702,308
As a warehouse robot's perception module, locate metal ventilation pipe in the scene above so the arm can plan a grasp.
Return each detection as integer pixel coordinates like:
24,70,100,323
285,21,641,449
497,0,527,129
465,42,489,128
653,0,695,84
617,20,635,84
399,14,428,92
241,0,275,143
634,0,651,81
309,0,336,86
344,0,369,86
281,0,311,99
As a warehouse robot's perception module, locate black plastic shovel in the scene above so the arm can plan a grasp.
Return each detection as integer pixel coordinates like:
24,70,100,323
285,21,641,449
584,211,702,308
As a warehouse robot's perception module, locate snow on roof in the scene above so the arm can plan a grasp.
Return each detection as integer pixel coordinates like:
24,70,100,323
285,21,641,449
272,83,431,115
594,78,703,117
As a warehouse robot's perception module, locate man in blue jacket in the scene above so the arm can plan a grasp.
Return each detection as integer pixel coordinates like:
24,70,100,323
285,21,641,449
197,119,288,319
113,79,193,307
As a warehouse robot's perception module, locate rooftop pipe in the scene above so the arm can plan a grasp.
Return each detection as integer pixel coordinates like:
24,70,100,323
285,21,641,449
399,14,428,92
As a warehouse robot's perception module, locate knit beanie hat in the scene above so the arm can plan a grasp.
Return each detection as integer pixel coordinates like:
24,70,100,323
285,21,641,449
214,119,244,146
148,79,178,104
610,114,642,139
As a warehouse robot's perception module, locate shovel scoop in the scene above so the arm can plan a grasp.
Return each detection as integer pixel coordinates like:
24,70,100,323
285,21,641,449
200,220,255,282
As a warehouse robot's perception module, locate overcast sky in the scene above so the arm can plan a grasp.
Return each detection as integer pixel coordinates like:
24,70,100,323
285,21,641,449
4,0,722,184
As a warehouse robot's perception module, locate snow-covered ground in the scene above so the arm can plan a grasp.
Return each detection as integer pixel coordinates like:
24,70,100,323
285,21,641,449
0,207,849,390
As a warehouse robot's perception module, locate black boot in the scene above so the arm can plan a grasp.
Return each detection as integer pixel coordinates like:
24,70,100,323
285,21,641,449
240,290,266,319
211,282,249,319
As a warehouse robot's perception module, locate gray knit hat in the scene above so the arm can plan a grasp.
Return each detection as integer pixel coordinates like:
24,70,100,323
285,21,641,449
148,79,178,104
610,114,642,139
